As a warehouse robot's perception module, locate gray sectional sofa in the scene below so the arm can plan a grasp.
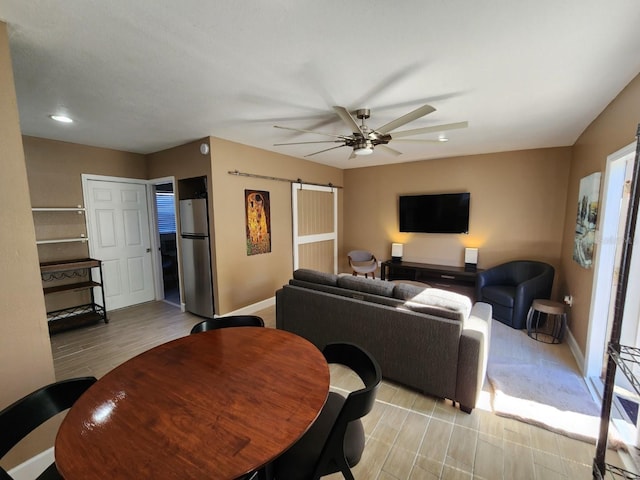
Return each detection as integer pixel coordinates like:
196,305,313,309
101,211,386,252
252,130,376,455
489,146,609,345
276,269,492,413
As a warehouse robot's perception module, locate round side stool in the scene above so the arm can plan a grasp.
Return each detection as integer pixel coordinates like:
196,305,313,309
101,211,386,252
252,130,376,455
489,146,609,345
526,299,567,344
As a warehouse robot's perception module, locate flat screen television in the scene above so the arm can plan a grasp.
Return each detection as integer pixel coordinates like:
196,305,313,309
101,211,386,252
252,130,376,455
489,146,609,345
399,192,470,234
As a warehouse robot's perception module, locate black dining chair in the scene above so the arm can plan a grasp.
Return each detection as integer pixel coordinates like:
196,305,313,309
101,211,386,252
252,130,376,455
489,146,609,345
190,315,265,334
0,377,97,480
273,342,382,480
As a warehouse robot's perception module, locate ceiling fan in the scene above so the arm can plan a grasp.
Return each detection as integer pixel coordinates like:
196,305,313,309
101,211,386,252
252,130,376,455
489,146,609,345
273,105,467,158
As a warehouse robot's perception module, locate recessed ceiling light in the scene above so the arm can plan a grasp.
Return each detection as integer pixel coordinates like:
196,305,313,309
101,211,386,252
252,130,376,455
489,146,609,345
438,134,449,142
50,115,73,123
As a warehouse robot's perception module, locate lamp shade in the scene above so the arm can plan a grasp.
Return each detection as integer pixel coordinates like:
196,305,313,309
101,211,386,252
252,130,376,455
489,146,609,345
391,243,403,262
464,247,478,271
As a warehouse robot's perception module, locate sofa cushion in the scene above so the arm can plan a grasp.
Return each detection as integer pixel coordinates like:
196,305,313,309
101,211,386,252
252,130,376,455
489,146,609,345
337,275,395,298
289,279,404,308
392,282,430,300
403,288,472,321
293,268,338,287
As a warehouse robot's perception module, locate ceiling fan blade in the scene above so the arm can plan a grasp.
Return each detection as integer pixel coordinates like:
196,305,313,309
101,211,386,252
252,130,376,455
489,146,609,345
378,145,403,156
391,121,469,138
392,139,443,143
375,104,436,134
332,106,364,135
274,125,349,140
304,144,347,158
274,140,342,146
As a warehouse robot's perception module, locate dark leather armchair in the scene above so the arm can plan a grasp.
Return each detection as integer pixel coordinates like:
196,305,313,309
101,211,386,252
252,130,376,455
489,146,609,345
476,260,555,329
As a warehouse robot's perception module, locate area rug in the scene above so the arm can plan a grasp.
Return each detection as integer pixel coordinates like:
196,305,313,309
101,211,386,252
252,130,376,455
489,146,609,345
487,357,626,450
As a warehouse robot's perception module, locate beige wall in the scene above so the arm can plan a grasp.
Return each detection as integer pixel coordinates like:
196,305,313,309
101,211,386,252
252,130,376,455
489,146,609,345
21,133,343,318
146,138,214,305
146,137,212,181
23,136,147,263
0,22,55,407
0,22,56,469
343,148,572,283
560,73,640,354
24,135,147,202
209,137,343,314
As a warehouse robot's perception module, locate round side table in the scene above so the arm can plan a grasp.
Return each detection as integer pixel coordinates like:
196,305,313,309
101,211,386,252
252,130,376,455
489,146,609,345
526,299,567,344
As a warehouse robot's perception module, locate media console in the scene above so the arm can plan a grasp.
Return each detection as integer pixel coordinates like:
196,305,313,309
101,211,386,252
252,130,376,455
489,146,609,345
380,260,483,299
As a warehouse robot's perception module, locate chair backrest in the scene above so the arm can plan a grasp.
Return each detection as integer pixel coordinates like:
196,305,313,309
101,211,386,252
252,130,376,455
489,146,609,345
504,260,554,285
347,250,374,263
190,315,264,334
314,343,381,475
481,260,554,286
0,377,97,477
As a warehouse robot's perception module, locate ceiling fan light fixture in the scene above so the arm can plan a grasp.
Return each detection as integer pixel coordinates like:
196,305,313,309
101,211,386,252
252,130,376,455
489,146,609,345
354,140,374,156
354,146,373,156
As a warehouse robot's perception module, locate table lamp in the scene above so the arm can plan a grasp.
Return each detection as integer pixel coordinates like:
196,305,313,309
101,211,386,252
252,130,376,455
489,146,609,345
391,243,403,263
464,247,478,271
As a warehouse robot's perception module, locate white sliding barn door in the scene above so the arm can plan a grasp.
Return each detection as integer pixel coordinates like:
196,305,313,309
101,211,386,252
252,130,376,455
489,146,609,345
85,178,156,310
292,184,338,273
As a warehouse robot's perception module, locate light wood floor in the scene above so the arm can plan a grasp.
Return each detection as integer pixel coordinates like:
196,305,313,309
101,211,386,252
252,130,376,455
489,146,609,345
51,301,625,479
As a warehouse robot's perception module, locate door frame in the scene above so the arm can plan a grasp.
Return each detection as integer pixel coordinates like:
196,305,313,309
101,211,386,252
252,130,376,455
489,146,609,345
81,174,161,305
584,142,636,377
291,183,338,273
148,176,181,306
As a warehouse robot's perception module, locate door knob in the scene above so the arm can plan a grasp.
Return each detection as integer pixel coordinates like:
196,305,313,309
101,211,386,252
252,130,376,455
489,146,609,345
146,248,151,253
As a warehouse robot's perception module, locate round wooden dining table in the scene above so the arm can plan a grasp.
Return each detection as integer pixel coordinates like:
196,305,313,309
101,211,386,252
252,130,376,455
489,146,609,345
55,327,330,479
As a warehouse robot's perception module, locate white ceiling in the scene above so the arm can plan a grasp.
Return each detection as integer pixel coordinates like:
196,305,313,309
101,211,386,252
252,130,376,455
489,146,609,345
1,1,639,169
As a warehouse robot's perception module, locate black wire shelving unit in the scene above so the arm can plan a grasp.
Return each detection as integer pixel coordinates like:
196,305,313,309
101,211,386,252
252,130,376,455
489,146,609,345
593,124,640,479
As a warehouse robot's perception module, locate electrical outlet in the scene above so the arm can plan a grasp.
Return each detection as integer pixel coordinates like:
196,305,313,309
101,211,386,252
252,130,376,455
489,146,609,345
377,260,382,267
564,295,573,307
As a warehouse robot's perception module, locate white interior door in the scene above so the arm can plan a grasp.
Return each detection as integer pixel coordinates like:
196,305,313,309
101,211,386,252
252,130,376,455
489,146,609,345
85,178,156,310
292,184,338,273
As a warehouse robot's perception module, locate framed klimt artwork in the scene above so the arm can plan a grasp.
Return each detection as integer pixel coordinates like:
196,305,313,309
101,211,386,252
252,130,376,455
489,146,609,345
245,189,271,255
573,172,601,269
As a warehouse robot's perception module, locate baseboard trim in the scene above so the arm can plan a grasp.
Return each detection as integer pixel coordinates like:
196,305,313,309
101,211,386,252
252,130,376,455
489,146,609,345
221,296,275,317
565,326,586,375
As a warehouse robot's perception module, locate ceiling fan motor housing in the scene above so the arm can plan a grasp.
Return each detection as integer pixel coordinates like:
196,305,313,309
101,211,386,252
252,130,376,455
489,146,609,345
355,109,370,120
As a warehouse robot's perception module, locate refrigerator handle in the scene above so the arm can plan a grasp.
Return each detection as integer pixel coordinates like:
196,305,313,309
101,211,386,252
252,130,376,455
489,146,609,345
181,234,206,240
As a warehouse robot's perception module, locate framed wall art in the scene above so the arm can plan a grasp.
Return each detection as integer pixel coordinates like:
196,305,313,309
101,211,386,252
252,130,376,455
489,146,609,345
245,189,271,255
573,172,601,269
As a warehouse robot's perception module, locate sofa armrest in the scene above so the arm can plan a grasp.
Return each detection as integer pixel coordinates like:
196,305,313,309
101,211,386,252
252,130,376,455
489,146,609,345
455,302,492,412
514,270,554,318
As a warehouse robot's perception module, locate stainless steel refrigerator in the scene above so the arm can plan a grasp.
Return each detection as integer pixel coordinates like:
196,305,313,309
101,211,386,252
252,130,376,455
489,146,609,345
179,198,215,318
